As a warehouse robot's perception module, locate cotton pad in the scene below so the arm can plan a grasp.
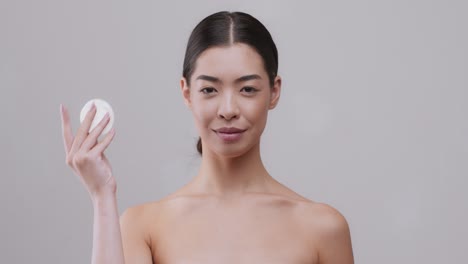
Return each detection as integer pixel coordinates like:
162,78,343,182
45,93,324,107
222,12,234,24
80,98,114,138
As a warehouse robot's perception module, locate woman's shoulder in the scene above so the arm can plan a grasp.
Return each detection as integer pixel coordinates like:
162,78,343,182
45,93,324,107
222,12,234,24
264,185,351,240
121,193,185,218
120,188,212,223
271,185,349,222
298,200,352,250
301,201,350,229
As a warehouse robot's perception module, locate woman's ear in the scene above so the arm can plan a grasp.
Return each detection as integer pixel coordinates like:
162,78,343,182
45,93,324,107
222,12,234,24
269,75,281,110
180,77,192,108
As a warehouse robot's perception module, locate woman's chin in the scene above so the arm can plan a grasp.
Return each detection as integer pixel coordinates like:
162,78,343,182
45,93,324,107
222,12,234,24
208,141,258,159
212,146,247,158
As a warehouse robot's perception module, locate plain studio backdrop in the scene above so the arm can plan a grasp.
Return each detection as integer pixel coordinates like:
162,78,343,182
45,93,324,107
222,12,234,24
1,0,467,263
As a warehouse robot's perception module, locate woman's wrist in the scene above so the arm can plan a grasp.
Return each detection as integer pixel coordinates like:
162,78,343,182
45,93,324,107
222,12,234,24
91,189,117,209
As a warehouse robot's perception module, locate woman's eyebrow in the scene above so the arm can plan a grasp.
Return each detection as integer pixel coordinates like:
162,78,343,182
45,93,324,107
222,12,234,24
195,74,262,84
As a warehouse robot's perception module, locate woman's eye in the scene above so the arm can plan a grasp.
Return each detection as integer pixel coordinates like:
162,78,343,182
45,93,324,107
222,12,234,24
241,86,258,94
200,87,216,94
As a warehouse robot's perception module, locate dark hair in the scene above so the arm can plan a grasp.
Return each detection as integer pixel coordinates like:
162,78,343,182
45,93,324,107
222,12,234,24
182,11,279,155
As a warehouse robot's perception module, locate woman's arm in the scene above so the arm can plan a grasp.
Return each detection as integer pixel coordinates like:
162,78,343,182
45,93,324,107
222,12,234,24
91,192,125,264
61,104,153,263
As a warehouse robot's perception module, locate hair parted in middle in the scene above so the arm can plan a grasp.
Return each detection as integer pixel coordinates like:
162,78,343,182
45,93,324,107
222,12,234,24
182,11,279,155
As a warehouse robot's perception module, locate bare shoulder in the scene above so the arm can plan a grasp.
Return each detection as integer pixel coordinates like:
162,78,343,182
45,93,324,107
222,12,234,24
119,195,179,235
303,202,350,232
119,191,198,225
119,196,179,250
120,197,171,221
299,201,354,263
119,201,158,241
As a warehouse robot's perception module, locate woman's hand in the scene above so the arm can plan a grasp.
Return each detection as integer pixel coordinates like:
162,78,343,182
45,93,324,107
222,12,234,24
60,103,117,199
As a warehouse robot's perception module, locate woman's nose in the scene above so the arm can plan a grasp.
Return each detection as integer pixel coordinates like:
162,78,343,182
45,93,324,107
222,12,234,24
218,93,240,120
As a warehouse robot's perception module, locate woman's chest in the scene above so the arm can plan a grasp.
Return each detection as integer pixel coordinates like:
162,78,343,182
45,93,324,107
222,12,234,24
149,197,318,264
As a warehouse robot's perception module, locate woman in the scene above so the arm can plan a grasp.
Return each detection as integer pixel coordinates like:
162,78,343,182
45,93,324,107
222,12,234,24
60,11,354,264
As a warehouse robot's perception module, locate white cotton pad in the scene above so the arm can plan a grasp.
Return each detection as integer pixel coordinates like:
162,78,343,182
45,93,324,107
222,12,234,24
80,98,114,138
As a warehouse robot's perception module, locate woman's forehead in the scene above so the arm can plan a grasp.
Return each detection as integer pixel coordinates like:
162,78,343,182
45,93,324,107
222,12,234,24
193,43,266,80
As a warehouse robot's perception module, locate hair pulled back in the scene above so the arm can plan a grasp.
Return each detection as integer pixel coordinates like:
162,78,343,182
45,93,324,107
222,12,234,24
182,11,279,155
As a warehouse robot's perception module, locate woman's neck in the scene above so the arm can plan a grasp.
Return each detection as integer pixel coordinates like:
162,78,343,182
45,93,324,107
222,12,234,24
190,143,276,198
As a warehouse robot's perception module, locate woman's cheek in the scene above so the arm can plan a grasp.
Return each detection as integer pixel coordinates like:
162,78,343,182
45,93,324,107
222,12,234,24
249,100,269,134
193,102,216,130
246,99,267,121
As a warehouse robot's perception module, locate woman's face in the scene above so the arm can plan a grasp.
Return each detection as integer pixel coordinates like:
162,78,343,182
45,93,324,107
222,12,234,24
181,43,281,157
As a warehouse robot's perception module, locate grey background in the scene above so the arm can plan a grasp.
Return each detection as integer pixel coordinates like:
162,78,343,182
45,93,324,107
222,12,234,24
1,0,467,263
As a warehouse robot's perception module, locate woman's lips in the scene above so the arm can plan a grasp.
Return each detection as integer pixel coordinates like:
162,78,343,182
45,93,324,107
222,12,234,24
215,130,245,142
215,127,246,133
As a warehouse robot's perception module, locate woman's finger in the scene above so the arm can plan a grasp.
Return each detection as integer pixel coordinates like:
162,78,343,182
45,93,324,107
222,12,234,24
81,112,110,151
60,104,74,155
68,103,96,157
90,128,115,156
